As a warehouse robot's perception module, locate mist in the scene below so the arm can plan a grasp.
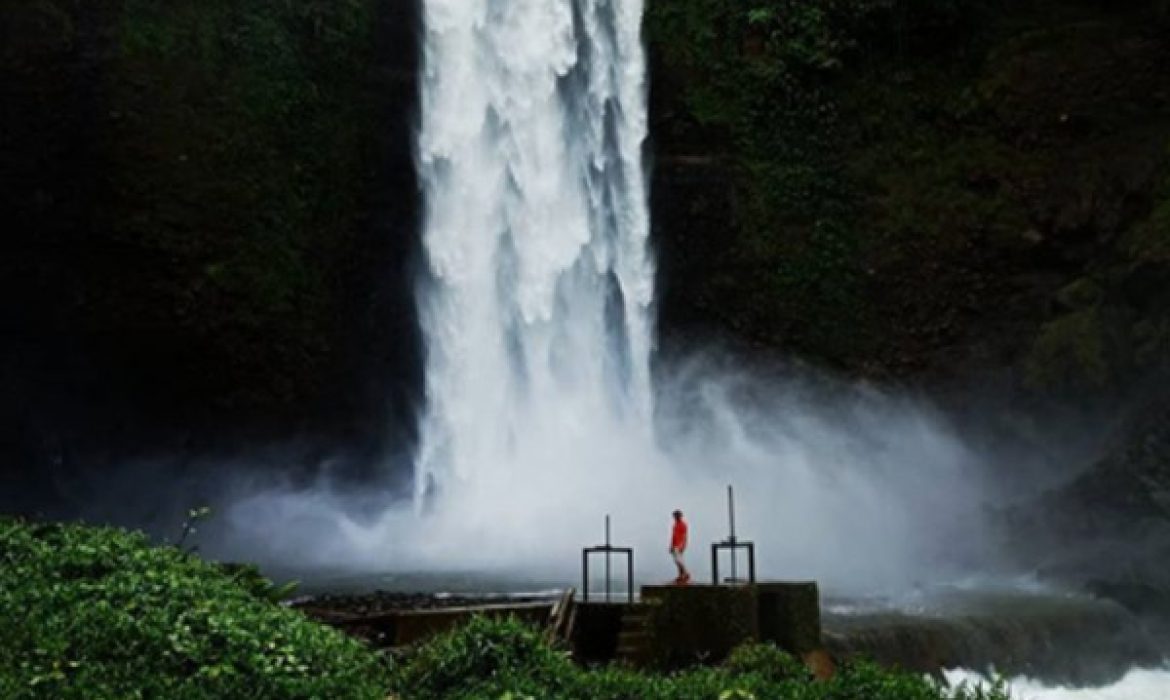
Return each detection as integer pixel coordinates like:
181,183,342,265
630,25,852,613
34,0,1129,604
195,349,1108,597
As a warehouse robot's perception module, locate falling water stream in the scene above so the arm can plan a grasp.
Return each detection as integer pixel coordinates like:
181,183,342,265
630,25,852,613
405,2,1170,694
415,0,654,506
404,0,984,594
227,2,1168,693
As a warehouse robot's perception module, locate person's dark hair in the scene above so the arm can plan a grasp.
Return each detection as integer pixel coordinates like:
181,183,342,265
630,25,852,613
672,509,683,519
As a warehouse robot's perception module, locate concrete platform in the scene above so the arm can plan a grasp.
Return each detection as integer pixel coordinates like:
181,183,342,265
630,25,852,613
757,582,822,653
641,584,759,667
571,582,822,669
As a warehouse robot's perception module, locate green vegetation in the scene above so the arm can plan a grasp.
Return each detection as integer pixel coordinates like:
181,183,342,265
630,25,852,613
1,518,1012,700
649,0,1170,384
0,517,392,699
7,0,1166,418
388,616,1009,700
104,0,377,408
649,0,990,361
3,0,379,413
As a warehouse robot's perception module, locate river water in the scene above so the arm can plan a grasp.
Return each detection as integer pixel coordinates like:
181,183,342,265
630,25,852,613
947,668,1170,700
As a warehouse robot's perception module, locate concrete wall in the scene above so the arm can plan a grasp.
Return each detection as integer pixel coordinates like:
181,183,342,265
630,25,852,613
757,582,822,654
573,603,638,665
643,585,760,668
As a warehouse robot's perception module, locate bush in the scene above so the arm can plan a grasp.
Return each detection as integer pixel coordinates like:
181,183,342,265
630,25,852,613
389,617,1011,700
0,518,392,699
388,616,576,700
724,643,812,683
0,519,1011,699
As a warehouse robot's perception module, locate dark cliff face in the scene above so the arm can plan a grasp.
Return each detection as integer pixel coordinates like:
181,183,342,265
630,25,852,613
0,0,422,509
645,1,1170,600
2,0,1167,527
647,0,1170,392
996,389,1170,630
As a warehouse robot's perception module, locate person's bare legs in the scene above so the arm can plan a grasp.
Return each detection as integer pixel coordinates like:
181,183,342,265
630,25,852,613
671,548,690,584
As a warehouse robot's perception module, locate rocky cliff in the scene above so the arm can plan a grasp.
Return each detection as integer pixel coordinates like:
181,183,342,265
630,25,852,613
1,1,1167,520
649,0,1170,391
1,0,421,502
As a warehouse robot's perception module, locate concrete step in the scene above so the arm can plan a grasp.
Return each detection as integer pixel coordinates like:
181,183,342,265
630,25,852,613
617,634,649,647
574,600,660,666
615,646,651,664
614,606,653,665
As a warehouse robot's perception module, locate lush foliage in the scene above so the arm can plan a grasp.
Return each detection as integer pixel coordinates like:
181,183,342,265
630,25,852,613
649,0,985,360
0,520,1014,699
3,0,379,413
105,0,377,408
389,616,1010,700
649,0,1170,383
0,518,392,699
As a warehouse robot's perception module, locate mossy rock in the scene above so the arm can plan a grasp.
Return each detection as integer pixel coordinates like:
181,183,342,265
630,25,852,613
1055,277,1105,311
1025,307,1116,390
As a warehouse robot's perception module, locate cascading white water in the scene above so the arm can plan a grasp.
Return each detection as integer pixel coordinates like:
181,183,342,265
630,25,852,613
946,668,1170,700
397,0,991,580
415,0,653,506
228,0,1007,588
223,32,1168,700
216,5,1168,692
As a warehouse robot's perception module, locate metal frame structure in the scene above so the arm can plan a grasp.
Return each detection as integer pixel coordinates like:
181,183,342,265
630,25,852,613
582,515,634,603
711,485,757,585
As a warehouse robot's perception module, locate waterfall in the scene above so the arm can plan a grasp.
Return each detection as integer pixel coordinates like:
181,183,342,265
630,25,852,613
227,2,1088,593
234,0,1000,577
403,0,989,576
217,9,1169,693
415,0,653,508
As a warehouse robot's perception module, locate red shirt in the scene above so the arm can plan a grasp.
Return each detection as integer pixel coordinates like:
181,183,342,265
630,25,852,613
671,519,688,551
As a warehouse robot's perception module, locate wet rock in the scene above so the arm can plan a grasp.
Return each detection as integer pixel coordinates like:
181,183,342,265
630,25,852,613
1003,393,1170,640
824,592,1159,685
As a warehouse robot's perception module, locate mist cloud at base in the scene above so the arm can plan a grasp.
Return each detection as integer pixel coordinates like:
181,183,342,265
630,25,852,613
203,350,1103,596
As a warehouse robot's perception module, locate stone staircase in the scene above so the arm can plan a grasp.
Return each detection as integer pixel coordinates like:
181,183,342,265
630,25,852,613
614,603,655,665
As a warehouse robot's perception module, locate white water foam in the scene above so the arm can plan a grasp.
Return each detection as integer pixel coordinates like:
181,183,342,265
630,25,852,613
415,0,653,504
220,1,1094,606
946,668,1170,699
389,0,1005,590
210,3,1159,693
221,0,1002,593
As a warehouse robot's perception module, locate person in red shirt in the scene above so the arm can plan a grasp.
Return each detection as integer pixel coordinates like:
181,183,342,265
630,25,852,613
670,509,691,584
